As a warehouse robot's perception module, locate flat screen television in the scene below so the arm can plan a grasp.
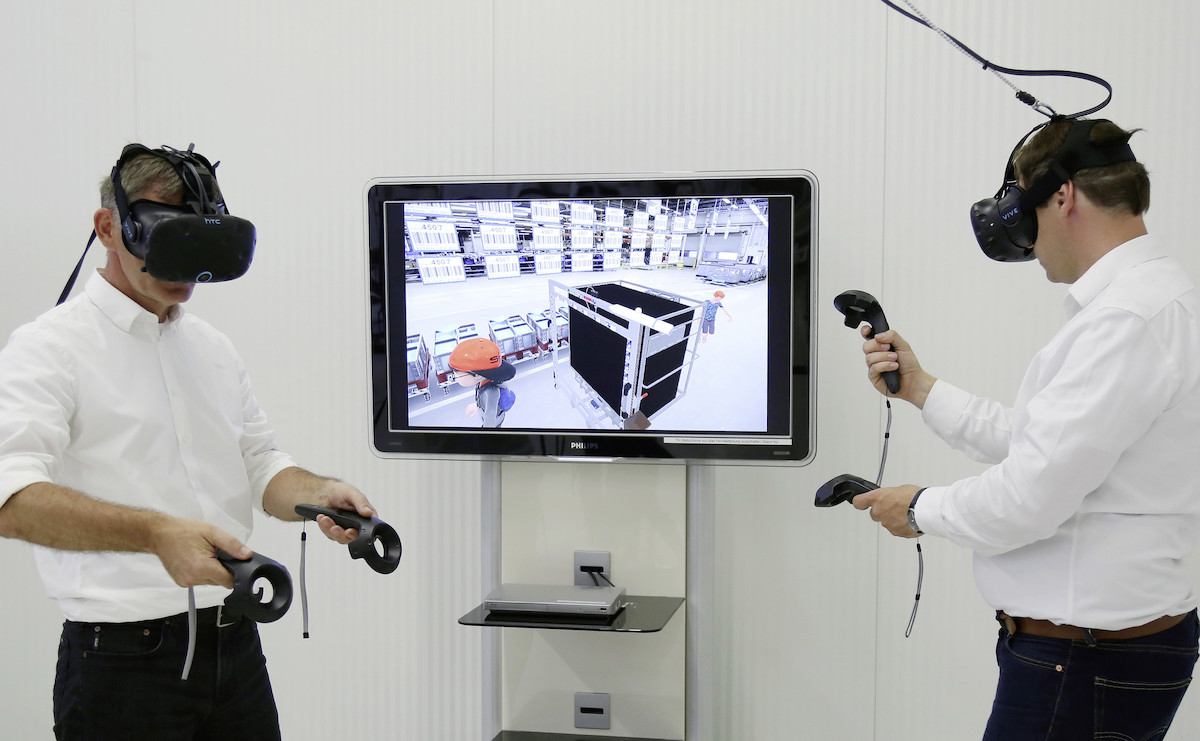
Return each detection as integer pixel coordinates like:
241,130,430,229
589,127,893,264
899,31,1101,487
365,171,816,464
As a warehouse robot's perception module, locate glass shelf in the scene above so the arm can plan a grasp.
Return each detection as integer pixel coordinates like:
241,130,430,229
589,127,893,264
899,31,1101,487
491,732,677,741
459,595,683,633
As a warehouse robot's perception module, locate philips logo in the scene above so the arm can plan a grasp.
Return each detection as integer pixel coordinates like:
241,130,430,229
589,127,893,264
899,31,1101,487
570,442,599,450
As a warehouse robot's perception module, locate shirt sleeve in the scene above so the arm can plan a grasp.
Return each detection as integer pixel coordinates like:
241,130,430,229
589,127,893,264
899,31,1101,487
915,308,1178,555
922,380,1012,464
0,326,74,507
233,354,296,513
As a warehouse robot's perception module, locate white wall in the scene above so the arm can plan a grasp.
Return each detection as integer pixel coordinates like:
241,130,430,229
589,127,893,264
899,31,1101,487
2,1,1200,739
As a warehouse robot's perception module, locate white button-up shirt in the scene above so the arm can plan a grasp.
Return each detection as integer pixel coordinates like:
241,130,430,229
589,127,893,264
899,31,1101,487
0,272,295,622
915,235,1200,630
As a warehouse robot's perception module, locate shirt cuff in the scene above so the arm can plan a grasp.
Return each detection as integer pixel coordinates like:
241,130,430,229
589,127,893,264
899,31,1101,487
911,485,949,539
248,454,298,514
0,468,53,510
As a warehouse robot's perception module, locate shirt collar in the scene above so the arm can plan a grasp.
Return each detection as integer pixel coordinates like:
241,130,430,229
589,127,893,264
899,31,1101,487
84,271,185,336
1064,234,1162,316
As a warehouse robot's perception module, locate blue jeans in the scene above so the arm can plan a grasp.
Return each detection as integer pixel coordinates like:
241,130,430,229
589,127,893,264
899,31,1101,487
983,610,1199,741
53,607,281,741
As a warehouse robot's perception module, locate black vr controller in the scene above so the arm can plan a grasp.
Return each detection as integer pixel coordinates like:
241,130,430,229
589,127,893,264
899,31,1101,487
833,290,901,395
814,473,877,508
295,504,403,575
215,549,293,623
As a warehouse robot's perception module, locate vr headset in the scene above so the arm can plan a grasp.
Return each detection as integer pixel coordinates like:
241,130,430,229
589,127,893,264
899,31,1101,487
59,143,256,305
111,143,256,283
970,118,1136,262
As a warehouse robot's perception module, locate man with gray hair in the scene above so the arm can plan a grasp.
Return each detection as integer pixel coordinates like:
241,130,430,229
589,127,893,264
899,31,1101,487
0,143,382,740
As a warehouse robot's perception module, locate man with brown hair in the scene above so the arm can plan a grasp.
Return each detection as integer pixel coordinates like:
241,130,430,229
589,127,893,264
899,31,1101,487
853,118,1200,739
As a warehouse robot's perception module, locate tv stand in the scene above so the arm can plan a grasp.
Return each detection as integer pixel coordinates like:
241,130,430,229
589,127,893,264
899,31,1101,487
475,460,711,740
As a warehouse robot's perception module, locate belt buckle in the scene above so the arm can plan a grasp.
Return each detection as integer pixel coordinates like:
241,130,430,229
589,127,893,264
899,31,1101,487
216,605,238,628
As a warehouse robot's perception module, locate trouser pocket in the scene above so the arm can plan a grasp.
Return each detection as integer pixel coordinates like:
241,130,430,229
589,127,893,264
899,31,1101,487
1093,675,1192,741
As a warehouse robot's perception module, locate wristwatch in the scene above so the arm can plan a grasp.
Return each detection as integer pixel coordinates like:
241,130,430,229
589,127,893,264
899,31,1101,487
907,488,926,535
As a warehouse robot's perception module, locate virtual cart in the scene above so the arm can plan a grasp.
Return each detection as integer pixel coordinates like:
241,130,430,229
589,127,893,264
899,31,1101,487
547,279,702,430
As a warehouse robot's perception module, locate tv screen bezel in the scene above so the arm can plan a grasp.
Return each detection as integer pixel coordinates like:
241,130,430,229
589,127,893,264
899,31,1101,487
365,170,817,465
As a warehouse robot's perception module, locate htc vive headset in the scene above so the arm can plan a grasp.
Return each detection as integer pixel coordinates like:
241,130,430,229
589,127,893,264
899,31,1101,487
969,118,1137,262
111,143,255,283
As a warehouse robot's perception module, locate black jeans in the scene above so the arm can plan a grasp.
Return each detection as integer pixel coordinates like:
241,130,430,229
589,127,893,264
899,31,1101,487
53,607,281,741
983,610,1199,741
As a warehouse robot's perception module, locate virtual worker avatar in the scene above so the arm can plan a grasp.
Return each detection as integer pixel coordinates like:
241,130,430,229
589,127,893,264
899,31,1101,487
448,337,517,428
699,290,733,344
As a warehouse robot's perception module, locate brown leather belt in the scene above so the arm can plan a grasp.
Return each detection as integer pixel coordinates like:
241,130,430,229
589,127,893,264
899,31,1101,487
998,611,1187,641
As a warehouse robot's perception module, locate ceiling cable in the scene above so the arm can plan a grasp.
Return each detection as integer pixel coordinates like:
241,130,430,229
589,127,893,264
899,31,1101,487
879,0,1114,118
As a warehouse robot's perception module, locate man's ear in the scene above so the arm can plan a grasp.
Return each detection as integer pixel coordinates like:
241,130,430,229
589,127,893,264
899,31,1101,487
1056,180,1077,212
94,208,121,250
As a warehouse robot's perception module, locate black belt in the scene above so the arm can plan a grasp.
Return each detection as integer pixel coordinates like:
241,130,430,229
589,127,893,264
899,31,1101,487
67,605,243,631
997,610,1188,641
200,605,242,628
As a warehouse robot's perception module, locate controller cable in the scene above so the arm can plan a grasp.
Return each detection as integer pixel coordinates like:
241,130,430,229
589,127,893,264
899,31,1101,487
878,0,1113,119
299,523,311,639
876,396,924,638
181,587,198,680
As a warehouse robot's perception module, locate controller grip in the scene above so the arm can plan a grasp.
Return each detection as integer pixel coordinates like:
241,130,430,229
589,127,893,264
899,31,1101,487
882,366,901,394
215,549,293,623
295,504,403,575
862,317,902,395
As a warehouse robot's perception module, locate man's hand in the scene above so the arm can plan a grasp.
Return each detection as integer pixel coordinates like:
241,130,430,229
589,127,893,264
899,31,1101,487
263,467,380,546
852,484,924,539
150,516,250,589
313,480,378,546
860,327,937,409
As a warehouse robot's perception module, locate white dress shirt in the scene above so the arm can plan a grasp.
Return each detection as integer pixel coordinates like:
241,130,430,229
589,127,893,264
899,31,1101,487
0,272,295,622
915,235,1200,630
